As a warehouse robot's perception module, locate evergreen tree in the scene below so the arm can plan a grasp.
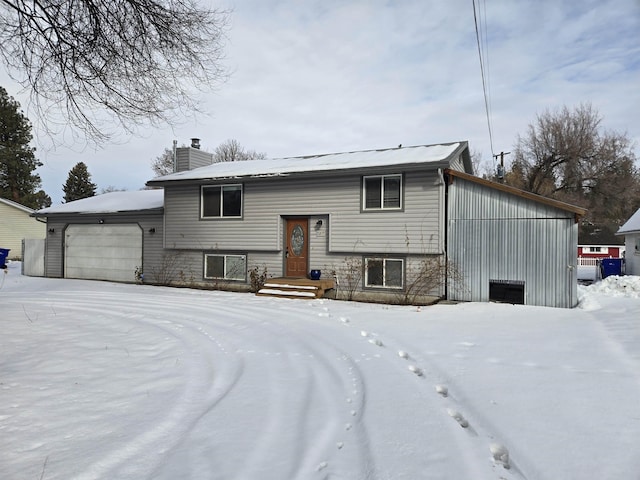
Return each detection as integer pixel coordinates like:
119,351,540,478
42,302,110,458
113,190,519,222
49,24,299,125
0,85,51,209
63,162,97,202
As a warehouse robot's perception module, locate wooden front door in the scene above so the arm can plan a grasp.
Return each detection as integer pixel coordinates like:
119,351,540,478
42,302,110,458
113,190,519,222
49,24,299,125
285,218,309,277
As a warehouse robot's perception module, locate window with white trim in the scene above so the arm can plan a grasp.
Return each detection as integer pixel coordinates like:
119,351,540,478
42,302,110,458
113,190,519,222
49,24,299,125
363,174,402,210
364,257,404,288
204,254,246,281
201,185,242,218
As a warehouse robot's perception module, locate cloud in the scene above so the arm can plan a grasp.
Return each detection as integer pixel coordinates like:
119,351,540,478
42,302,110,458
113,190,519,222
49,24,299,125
1,0,638,204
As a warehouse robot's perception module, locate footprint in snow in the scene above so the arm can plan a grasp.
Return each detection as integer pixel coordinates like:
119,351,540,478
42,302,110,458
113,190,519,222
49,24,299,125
408,365,423,376
435,384,448,397
316,461,328,472
490,443,510,469
360,330,369,337
368,338,383,347
447,408,469,428
339,317,350,323
398,350,410,359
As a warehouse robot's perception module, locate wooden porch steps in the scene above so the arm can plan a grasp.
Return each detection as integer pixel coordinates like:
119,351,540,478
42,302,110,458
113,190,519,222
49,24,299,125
257,277,335,299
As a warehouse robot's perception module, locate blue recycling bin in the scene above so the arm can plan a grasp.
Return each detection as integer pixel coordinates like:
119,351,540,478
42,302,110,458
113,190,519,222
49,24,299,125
599,258,624,278
0,248,10,268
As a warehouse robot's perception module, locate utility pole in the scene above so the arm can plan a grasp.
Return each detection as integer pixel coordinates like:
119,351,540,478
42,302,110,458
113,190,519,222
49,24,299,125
493,151,511,182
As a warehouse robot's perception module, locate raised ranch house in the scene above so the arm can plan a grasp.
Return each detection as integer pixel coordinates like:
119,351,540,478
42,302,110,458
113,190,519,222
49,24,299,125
34,141,586,308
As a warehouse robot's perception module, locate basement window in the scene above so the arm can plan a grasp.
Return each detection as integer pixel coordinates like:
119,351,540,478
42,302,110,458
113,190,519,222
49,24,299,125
364,257,404,289
204,254,246,281
489,280,525,305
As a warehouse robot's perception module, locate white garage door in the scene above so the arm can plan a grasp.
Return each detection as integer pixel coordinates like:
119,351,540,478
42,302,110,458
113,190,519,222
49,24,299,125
65,224,142,282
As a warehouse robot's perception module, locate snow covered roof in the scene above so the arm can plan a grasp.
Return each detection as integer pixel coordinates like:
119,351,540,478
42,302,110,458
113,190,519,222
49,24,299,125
617,207,640,235
0,197,35,214
147,142,468,185
34,190,164,215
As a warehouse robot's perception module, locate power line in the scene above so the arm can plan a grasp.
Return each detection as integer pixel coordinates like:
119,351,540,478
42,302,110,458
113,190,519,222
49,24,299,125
472,0,495,157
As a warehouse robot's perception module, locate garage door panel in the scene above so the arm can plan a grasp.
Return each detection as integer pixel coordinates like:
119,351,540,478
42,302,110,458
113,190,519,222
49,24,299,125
65,225,142,282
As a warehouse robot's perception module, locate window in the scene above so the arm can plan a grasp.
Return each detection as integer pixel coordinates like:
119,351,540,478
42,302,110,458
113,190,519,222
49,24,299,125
365,257,404,288
204,254,246,281
201,185,242,218
363,174,402,210
587,246,608,254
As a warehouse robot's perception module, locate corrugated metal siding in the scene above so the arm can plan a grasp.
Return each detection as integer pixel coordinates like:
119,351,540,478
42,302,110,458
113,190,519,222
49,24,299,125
447,177,579,308
164,170,444,255
43,213,163,279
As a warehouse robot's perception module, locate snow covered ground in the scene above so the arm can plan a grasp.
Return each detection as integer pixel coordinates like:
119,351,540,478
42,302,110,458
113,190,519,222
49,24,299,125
2,262,640,480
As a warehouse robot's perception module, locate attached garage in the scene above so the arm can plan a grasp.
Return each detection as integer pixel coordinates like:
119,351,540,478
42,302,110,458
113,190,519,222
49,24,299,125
32,190,165,282
64,224,143,282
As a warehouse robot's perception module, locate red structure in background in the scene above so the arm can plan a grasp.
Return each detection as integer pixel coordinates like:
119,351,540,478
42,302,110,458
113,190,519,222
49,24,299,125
578,245,624,259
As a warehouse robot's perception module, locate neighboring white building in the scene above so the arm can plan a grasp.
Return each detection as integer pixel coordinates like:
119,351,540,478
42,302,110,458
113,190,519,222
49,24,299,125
616,207,640,275
0,197,46,259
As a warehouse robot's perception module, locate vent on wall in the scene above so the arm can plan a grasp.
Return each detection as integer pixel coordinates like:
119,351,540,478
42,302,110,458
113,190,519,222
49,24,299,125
489,280,525,305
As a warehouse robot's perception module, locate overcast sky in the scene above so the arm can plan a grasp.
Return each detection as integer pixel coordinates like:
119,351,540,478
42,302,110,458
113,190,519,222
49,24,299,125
2,0,639,205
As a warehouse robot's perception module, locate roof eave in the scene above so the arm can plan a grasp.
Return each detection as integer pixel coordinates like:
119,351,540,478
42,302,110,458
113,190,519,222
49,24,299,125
146,160,454,187
33,207,164,217
444,168,588,217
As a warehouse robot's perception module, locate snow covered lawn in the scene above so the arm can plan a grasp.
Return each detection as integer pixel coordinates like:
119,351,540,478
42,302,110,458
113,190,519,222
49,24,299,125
2,263,640,479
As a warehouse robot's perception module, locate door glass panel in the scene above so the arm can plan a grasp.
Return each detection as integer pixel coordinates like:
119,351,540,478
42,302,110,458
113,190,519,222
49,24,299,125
291,225,304,256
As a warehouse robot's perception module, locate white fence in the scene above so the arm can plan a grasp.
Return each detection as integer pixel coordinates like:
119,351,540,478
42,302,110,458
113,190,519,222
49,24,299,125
577,257,599,267
22,238,45,277
577,256,625,281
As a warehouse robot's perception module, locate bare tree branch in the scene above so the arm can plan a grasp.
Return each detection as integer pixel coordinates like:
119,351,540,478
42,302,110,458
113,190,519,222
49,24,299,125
0,0,229,145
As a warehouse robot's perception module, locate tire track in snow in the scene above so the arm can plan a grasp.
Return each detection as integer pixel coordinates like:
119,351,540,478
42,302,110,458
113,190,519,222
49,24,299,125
181,297,377,480
18,292,246,479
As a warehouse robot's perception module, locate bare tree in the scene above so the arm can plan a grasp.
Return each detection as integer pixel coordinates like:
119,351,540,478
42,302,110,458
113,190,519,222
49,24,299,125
0,1,229,144
151,148,175,177
214,139,267,162
508,103,639,242
100,186,127,194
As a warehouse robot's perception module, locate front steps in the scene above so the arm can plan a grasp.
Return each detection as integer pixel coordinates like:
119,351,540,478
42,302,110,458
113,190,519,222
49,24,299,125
257,277,336,299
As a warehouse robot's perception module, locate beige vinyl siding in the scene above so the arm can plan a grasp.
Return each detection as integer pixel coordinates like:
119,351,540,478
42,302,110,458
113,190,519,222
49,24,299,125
0,202,46,258
163,169,444,256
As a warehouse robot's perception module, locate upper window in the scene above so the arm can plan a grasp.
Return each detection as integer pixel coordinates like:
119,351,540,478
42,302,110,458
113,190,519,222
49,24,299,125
201,185,242,218
363,174,402,210
364,257,404,289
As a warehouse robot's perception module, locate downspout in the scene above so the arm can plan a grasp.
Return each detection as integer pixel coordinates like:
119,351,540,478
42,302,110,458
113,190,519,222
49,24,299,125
441,168,450,300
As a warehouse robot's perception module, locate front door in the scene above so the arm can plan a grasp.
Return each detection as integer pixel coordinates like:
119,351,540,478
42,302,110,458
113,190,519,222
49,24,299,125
285,218,309,277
